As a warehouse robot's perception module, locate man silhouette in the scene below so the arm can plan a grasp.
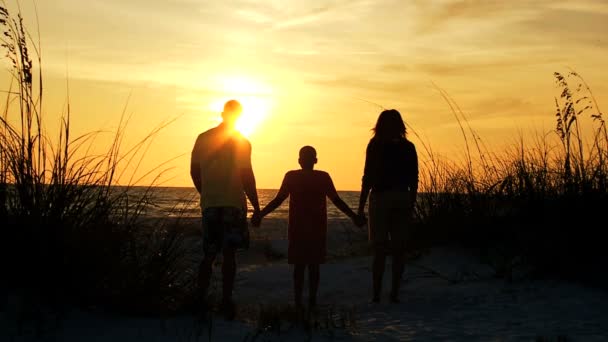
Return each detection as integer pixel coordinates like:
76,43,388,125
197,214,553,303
190,99,260,320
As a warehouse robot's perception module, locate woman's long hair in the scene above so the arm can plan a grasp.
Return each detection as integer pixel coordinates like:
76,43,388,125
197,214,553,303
372,109,406,140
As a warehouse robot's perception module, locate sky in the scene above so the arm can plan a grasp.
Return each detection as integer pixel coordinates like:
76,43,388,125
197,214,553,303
1,0,607,190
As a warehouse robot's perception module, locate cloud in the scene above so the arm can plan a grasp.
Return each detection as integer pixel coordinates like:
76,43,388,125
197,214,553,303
309,76,420,95
380,64,411,73
412,0,545,34
273,5,334,29
231,0,376,31
236,9,273,24
549,0,608,15
414,56,563,76
472,97,534,117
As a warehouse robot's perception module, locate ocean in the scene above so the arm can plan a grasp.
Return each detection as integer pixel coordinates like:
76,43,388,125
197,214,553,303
139,186,361,220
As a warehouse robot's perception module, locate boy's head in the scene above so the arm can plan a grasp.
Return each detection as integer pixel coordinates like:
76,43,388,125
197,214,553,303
298,146,317,169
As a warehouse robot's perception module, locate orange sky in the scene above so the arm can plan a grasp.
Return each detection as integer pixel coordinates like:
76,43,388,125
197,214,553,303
1,0,607,190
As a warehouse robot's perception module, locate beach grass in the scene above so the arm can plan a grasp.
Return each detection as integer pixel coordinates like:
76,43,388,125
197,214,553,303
0,5,194,315
410,73,607,282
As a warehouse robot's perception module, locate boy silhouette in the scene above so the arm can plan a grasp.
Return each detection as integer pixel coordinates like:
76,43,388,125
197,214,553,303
253,146,365,308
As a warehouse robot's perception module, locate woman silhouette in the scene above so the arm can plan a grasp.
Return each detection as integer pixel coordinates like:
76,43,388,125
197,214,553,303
357,109,418,303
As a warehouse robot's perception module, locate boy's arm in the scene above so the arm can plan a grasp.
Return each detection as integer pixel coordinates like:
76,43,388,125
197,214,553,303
252,173,289,227
328,194,357,220
261,173,290,217
260,192,288,218
325,173,365,226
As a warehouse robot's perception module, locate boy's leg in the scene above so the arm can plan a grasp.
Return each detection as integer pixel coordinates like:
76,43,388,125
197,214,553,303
308,264,320,307
293,264,306,308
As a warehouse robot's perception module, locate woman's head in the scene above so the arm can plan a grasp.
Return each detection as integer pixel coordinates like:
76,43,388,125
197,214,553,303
373,109,406,140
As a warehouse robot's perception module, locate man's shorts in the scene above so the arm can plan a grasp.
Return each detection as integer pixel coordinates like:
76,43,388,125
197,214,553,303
202,206,249,257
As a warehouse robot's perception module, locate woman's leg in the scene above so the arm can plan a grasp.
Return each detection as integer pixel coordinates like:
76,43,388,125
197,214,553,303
390,240,405,303
308,264,320,307
370,192,388,302
372,246,386,302
294,264,306,308
389,199,410,303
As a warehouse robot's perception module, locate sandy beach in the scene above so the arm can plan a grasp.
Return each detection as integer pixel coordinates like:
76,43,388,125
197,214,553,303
3,217,608,341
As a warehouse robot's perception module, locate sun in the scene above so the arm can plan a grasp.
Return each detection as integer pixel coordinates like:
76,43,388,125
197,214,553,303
208,76,273,137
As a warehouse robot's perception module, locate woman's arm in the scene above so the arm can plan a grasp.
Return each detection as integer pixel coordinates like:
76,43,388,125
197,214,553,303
408,143,419,205
358,141,374,215
358,186,371,216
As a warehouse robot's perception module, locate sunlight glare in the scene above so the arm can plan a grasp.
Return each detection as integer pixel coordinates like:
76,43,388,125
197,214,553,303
208,76,273,137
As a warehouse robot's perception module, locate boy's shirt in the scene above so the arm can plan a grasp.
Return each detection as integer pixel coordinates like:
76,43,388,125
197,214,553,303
276,169,338,242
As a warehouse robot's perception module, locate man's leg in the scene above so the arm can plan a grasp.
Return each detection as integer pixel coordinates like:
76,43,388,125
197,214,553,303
308,264,320,307
222,247,237,304
199,207,221,305
198,253,216,304
220,247,237,320
293,264,306,308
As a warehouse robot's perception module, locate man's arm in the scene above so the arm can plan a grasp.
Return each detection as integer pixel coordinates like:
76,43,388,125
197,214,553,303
190,136,202,194
241,167,260,212
239,140,260,213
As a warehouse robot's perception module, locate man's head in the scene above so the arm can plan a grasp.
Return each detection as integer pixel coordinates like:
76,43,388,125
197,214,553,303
221,99,243,127
298,145,317,170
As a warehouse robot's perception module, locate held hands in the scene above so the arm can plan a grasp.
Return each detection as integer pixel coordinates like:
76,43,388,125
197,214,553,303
352,211,368,228
251,209,262,228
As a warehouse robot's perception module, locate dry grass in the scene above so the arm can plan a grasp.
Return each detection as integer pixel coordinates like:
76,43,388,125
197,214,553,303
0,5,194,314
408,72,607,281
